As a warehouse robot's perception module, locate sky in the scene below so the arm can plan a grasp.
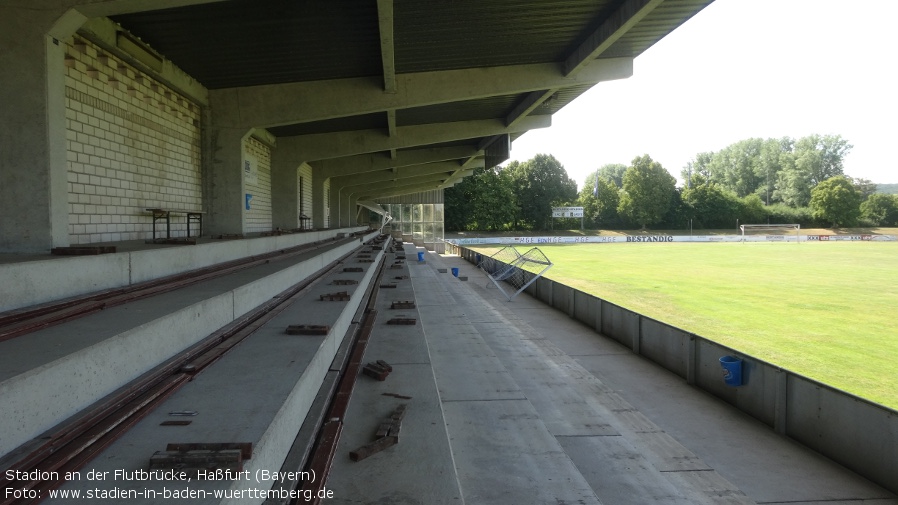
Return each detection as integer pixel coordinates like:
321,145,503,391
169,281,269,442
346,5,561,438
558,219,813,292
508,0,898,189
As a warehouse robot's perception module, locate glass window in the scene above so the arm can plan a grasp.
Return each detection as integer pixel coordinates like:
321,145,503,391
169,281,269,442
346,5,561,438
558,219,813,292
412,204,422,222
402,221,412,234
401,204,412,224
434,204,444,222
413,223,423,239
423,204,433,222
434,222,444,241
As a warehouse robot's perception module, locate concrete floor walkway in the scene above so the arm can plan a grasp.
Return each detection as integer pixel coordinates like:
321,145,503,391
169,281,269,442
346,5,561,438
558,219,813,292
326,247,898,505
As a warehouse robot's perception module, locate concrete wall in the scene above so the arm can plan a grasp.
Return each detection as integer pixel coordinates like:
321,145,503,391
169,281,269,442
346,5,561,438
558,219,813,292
299,162,313,224
0,227,368,313
456,245,898,495
244,136,273,234
64,36,202,244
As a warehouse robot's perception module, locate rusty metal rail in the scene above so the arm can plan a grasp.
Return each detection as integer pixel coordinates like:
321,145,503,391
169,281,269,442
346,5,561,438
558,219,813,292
0,236,352,343
0,238,381,505
293,242,390,505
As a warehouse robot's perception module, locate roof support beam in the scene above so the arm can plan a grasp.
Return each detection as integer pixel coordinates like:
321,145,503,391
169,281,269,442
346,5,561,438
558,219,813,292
563,0,663,76
330,161,471,188
386,109,397,160
505,90,555,127
355,172,472,200
376,0,396,94
312,145,479,179
276,115,550,163
341,172,452,195
313,149,476,179
74,0,231,18
211,58,631,129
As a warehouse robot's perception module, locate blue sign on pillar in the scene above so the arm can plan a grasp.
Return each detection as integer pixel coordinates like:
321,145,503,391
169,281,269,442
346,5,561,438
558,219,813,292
245,193,253,210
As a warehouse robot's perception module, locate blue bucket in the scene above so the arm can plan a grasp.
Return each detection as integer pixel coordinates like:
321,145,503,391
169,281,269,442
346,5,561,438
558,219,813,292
719,356,743,386
417,251,424,261
451,267,459,277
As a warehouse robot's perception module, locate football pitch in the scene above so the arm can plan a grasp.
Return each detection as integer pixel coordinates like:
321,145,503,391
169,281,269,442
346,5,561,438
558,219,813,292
470,241,898,409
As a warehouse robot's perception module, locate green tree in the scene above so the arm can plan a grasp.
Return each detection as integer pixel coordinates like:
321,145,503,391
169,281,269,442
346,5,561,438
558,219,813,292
777,134,852,207
470,167,517,231
507,154,577,230
444,176,474,231
851,177,877,201
681,152,713,189
681,183,741,229
861,193,898,226
444,166,517,231
810,175,862,228
595,163,628,188
618,155,676,229
578,173,620,228
739,194,769,224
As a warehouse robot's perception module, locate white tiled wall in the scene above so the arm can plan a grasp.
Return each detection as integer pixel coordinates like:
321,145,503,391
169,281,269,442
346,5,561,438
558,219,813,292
244,137,272,234
299,162,313,226
64,36,202,243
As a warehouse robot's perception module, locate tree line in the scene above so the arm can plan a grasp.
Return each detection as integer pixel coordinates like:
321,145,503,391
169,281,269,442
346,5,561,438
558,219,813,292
445,135,898,231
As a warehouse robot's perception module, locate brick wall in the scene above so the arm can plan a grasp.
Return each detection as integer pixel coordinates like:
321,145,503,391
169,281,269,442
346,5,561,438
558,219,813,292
323,180,331,228
244,137,273,233
299,163,313,226
64,36,202,244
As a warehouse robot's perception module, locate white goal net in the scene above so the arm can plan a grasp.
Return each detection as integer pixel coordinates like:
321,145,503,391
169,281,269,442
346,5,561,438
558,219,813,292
478,246,553,301
740,224,801,242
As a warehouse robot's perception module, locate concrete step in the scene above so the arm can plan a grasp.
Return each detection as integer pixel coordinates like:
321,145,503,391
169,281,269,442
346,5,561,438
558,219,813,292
0,231,378,460
40,237,393,504
0,227,369,313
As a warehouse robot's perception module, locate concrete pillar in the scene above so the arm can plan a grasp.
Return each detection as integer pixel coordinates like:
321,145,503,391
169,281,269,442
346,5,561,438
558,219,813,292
328,183,343,228
270,148,300,230
340,192,357,227
0,9,83,252
206,126,249,235
312,178,327,229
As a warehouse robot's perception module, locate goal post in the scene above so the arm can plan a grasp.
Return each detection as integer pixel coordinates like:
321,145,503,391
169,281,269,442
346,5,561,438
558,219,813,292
479,246,553,301
739,224,801,242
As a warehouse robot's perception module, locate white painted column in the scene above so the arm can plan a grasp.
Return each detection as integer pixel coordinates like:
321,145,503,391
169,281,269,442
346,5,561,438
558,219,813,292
0,9,79,252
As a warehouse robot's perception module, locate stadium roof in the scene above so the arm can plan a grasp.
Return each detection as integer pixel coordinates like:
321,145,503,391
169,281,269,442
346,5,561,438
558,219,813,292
93,0,714,196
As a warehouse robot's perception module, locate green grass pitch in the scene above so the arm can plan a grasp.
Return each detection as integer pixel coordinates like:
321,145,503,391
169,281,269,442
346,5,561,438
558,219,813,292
472,241,898,410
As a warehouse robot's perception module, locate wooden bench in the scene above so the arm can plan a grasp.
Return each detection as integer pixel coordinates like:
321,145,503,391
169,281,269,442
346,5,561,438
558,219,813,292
146,208,205,242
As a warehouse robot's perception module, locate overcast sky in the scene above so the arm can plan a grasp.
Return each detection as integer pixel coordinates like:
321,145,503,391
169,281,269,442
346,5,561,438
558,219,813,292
508,0,898,189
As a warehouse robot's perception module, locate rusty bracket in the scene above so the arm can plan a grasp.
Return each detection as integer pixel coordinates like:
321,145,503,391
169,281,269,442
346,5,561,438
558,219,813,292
394,275,409,280
362,360,392,381
160,420,192,426
389,264,403,269
332,279,359,285
348,436,395,462
362,363,390,381
357,259,374,263
390,301,415,309
343,267,363,272
51,246,117,255
320,291,350,301
349,404,408,462
380,283,397,289
387,317,416,325
286,324,330,335
150,443,252,477
166,442,253,460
